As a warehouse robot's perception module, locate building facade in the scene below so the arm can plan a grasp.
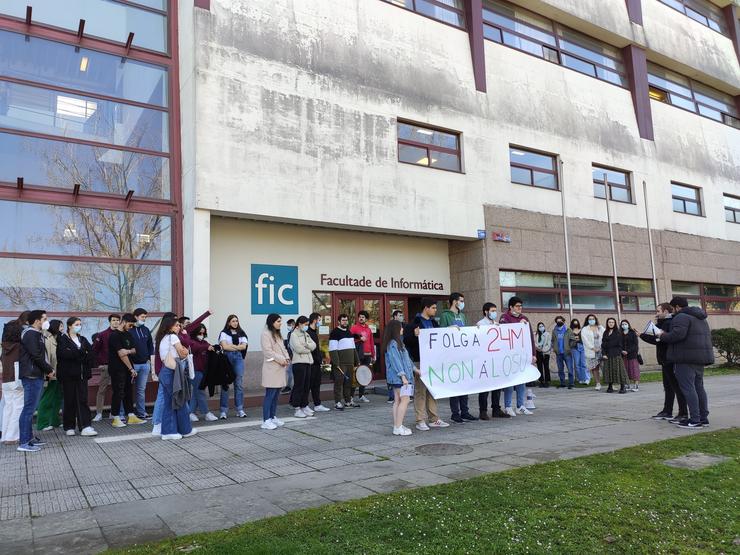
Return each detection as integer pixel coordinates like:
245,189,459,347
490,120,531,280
1,0,738,386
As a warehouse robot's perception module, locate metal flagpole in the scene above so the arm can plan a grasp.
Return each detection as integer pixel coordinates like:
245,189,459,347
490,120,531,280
604,173,622,322
642,179,660,307
560,160,574,320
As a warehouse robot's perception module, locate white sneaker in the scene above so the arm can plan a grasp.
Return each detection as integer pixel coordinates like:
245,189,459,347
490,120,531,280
392,426,403,436
80,427,98,437
359,395,370,403
335,402,344,410
65,429,76,436
516,406,533,415
205,412,219,422
92,413,103,423
416,421,430,431
400,426,412,436
524,398,536,410
162,433,182,440
313,404,330,412
272,417,285,427
595,383,602,391
261,420,277,430
428,419,450,428
42,426,54,432
183,428,198,438
237,410,247,418
151,423,162,437
294,408,307,418
219,412,227,420
634,384,639,392
189,413,199,422
504,407,517,417
302,406,315,416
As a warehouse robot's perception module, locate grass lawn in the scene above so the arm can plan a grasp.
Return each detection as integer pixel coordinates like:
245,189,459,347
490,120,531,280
112,428,740,555
563,365,740,388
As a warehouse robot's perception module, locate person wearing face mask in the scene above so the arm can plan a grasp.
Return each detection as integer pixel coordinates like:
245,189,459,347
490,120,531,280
108,314,147,428
218,314,249,419
601,317,628,394
551,316,574,389
582,315,605,391
1,311,30,445
499,297,535,416
535,322,552,388
477,302,499,420
620,319,641,391
18,310,54,452
188,324,218,422
129,308,154,419
569,319,589,385
329,314,360,410
289,316,317,418
307,312,331,412
56,317,97,437
392,310,405,323
350,311,376,403
440,292,478,423
35,319,62,432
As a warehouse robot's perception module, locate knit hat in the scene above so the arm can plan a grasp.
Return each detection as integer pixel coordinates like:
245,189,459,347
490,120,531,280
669,296,688,308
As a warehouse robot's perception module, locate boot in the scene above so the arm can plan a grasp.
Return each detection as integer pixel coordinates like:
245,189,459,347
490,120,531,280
606,383,614,393
618,384,627,394
479,410,490,421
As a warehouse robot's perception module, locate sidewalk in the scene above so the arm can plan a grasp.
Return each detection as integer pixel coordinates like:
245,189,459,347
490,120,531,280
1,375,737,555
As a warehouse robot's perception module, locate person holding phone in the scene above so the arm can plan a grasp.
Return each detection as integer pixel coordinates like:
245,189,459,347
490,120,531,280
383,320,414,436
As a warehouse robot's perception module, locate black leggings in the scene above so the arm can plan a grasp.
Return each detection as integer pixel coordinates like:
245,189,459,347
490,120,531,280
536,351,551,384
290,363,311,408
110,368,133,417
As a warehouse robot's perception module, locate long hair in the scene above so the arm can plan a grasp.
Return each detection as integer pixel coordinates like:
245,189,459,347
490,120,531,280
381,320,404,356
17,310,30,327
190,324,207,341
265,313,282,341
155,315,179,351
66,317,81,334
585,314,599,326
48,319,63,337
620,319,633,333
536,321,545,340
604,317,617,334
222,314,246,336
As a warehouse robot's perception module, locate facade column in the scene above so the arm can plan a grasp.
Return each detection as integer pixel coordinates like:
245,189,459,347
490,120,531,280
724,4,740,64
625,0,643,25
464,0,487,92
623,44,654,141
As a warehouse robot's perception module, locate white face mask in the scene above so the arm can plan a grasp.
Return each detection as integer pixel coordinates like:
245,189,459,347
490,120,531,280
458,301,465,311
41,321,50,331
622,324,629,331
538,325,545,332
197,335,205,341
488,311,497,321
301,325,308,332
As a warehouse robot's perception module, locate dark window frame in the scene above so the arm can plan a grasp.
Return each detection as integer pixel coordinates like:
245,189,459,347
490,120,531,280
671,181,703,217
657,0,728,36
671,281,740,315
725,194,740,224
509,145,559,191
380,0,466,30
397,120,463,173
592,165,633,204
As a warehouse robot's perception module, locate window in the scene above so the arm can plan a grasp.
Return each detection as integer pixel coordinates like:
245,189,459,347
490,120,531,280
671,281,740,313
592,166,632,203
648,63,740,129
398,121,461,172
482,0,627,87
671,182,702,216
500,271,655,312
509,146,558,190
382,0,465,28
657,0,728,35
725,194,740,224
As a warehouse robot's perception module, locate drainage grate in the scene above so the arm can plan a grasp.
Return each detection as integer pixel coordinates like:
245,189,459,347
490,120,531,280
415,443,474,456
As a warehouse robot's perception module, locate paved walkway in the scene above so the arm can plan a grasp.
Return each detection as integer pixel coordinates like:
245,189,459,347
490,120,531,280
1,375,738,554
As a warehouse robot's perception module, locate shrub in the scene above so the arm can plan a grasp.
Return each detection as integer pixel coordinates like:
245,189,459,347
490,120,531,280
711,328,740,366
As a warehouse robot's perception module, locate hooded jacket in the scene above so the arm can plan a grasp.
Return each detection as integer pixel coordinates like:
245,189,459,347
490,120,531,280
657,306,714,366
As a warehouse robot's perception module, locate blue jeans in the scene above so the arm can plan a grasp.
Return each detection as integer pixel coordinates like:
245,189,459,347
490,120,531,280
263,387,280,421
133,362,150,417
504,384,526,408
19,378,44,446
158,365,193,436
220,352,244,413
556,352,574,386
190,372,208,415
152,381,164,425
572,345,588,382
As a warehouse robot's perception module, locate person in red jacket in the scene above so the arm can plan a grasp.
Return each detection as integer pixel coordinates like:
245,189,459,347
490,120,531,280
92,314,120,422
188,324,217,422
497,297,536,416
350,311,376,404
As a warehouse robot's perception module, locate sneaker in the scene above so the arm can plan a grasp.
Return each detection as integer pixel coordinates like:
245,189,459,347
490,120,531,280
302,406,315,416
524,399,536,410
272,417,285,427
530,390,537,399
676,420,703,429
700,420,709,427
17,444,41,453
359,395,370,403
335,402,344,411
111,416,127,428
65,429,76,436
237,410,247,418
451,415,464,423
415,421,430,431
42,426,54,432
634,384,639,391
347,400,360,408
386,399,394,404
280,387,292,394
205,412,219,422
668,417,684,424
31,437,47,446
652,412,672,420
400,426,412,436
504,407,517,417
461,413,478,421
219,412,227,420
189,413,199,422
92,412,103,423
261,420,278,430
313,404,331,412
183,429,198,438
294,408,307,418
428,419,450,428
516,406,533,415
595,383,601,391
162,433,183,440
392,426,403,436
151,423,162,436
80,427,98,437
127,414,146,425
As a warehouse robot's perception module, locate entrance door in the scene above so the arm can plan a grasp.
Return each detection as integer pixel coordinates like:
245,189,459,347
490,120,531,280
333,293,385,380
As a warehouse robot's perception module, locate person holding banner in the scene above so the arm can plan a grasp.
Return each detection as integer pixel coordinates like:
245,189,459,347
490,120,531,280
383,320,415,436
499,297,535,416
439,293,478,423
476,302,499,420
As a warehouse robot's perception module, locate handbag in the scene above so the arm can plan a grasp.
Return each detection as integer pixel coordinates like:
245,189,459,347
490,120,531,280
637,353,644,365
186,350,196,380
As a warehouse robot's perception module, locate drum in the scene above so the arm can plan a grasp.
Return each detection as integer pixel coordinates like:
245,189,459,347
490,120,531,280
355,364,373,387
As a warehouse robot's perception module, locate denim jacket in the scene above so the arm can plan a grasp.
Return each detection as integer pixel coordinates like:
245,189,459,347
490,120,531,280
385,341,414,385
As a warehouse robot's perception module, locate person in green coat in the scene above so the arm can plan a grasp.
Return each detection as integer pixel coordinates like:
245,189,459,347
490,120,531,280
36,320,63,431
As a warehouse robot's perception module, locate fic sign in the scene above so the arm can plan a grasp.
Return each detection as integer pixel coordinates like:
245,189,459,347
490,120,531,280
251,264,298,314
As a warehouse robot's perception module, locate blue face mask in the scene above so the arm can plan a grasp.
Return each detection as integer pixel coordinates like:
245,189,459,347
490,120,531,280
72,325,82,333
135,320,145,327
301,325,308,332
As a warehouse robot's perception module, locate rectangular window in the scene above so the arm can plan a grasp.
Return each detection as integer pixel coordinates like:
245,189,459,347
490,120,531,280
724,194,740,224
382,0,465,28
657,0,728,35
509,146,558,190
398,121,461,172
592,166,632,203
482,0,627,88
671,281,740,313
671,182,702,216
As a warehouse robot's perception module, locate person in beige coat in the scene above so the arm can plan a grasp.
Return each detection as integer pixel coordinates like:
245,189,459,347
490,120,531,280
289,316,317,419
260,314,290,430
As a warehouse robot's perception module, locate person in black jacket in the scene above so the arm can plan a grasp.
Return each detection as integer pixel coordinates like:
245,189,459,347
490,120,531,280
640,303,688,421
620,319,641,391
18,310,54,452
130,308,155,419
601,317,628,394
307,312,330,412
655,297,713,428
56,317,98,437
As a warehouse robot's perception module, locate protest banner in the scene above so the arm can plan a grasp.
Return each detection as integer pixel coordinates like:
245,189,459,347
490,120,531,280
419,323,540,399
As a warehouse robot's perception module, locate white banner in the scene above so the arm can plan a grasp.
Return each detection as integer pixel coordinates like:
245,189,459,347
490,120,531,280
419,323,540,399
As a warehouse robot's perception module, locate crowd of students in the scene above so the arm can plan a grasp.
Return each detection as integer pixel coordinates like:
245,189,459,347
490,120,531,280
0,291,715,450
